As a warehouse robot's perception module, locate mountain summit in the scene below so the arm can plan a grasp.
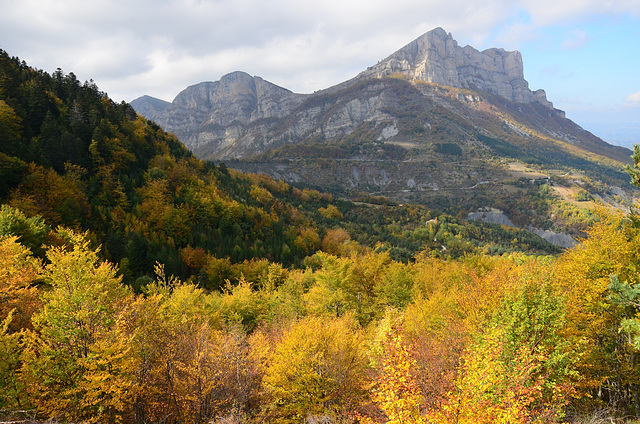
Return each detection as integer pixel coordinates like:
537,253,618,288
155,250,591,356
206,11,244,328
357,27,552,108
131,27,574,161
131,28,634,230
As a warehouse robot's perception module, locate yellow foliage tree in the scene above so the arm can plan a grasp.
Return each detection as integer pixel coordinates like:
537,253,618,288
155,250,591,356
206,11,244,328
362,326,427,424
77,318,138,424
20,230,131,420
0,235,41,331
555,208,640,410
262,315,368,422
0,311,24,409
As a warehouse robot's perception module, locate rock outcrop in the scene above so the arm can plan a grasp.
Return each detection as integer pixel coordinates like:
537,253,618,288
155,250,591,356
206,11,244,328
467,207,516,227
357,27,552,108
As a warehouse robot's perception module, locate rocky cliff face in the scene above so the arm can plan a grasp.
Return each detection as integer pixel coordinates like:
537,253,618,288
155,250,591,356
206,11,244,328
131,27,626,165
357,28,552,108
140,71,305,154
169,71,299,125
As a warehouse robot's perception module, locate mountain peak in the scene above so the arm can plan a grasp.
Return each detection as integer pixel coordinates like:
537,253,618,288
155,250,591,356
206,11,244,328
129,95,171,117
359,28,552,108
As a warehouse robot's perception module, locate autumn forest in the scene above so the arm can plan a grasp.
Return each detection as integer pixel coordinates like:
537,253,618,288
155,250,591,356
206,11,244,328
3,49,640,424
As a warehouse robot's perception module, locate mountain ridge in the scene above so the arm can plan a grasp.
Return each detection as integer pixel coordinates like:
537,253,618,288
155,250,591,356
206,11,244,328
131,27,621,162
130,28,636,231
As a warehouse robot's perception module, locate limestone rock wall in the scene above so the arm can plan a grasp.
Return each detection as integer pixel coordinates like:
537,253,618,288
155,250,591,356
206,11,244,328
359,27,553,108
130,28,578,159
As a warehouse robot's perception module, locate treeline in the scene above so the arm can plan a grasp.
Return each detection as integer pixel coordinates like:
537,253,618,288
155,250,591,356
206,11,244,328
2,208,640,423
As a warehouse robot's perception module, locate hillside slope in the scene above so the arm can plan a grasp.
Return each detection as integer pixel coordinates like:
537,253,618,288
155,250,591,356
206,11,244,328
4,49,640,424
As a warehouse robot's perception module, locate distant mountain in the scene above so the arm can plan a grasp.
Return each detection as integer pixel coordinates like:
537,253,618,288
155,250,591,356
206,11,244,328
580,122,640,150
129,95,171,117
132,71,301,157
131,28,637,235
132,27,629,160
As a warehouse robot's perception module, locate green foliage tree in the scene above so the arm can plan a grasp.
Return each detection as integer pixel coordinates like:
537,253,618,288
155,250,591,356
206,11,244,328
0,204,49,257
609,274,640,349
0,99,23,158
626,144,640,186
608,273,640,415
0,152,28,198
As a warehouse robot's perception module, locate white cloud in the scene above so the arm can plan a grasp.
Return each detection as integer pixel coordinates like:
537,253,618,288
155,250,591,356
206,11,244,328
1,0,639,106
519,0,640,25
627,90,640,106
1,0,519,97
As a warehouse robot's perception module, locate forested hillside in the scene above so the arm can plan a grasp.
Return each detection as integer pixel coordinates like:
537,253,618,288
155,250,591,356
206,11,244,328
0,49,561,285
3,50,640,423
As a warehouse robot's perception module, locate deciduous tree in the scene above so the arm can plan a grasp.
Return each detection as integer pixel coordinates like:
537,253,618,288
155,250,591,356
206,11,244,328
262,315,368,422
20,229,131,419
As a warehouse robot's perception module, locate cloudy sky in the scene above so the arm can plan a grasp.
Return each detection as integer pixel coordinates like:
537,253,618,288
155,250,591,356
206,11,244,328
1,0,639,147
